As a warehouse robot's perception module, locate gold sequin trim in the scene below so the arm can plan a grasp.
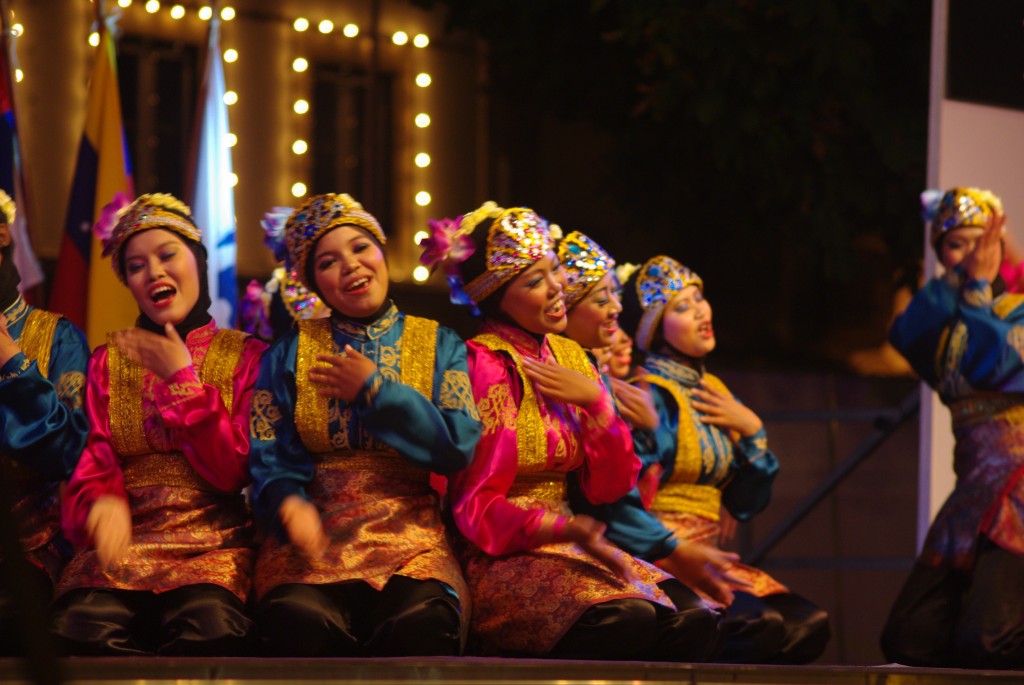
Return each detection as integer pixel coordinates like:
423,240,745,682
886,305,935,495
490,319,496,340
473,333,548,471
440,369,479,418
548,334,598,380
56,371,86,411
296,319,335,454
108,334,150,456
20,309,61,378
204,329,248,414
507,470,567,503
994,293,1024,320
651,483,722,521
638,374,703,485
317,450,427,482
399,316,437,401
121,452,218,492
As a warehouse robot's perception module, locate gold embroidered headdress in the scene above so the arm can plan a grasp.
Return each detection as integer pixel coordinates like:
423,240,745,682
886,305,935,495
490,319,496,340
623,255,703,352
420,201,555,306
95,192,202,283
928,187,1004,247
284,193,387,289
557,231,615,308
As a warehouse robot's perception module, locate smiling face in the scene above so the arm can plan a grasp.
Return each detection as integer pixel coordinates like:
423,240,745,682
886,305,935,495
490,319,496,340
499,250,568,335
606,328,634,379
312,224,389,318
938,226,986,271
659,284,715,360
123,228,201,327
565,271,621,349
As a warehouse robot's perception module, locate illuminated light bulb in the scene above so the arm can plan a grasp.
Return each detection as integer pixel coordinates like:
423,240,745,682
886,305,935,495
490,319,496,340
291,182,307,198
412,266,429,282
413,230,429,245
198,6,212,20
392,31,408,46
415,191,431,207
414,153,430,168
223,90,238,106
224,48,238,63
292,57,308,73
415,73,431,88
145,0,160,13
14,69,22,83
228,173,239,188
343,23,359,38
292,140,308,155
226,132,238,148
88,32,100,47
11,23,23,36
414,113,431,128
318,20,334,34
117,0,132,8
413,34,429,48
170,5,185,19
221,6,235,21
293,99,310,114
293,18,309,32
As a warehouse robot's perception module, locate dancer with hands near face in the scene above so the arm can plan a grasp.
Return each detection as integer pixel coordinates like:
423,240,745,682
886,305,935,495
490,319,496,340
422,205,720,660
53,193,266,656
248,194,480,657
882,188,1024,669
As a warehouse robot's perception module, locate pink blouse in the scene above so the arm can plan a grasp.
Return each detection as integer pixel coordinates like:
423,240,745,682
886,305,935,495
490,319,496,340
62,323,265,548
449,322,639,555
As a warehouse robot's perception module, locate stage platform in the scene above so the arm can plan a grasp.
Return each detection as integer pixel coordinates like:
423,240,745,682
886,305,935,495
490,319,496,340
0,658,1020,685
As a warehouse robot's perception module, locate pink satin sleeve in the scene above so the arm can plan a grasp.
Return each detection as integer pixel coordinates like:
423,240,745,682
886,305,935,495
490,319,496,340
61,346,127,549
448,343,550,555
574,385,641,505
155,336,266,493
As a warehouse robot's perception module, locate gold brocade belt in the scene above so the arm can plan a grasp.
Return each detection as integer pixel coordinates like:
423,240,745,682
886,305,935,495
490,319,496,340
121,452,218,492
651,482,722,521
950,395,1024,427
316,451,428,482
507,471,567,502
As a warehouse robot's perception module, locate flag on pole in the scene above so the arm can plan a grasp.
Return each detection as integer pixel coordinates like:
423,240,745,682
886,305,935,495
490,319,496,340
188,15,237,328
49,26,136,347
0,15,43,295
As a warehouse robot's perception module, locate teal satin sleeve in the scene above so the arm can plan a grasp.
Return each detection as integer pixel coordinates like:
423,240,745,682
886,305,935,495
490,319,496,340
249,329,313,528
0,318,90,479
889,274,960,386
356,325,480,474
722,427,779,522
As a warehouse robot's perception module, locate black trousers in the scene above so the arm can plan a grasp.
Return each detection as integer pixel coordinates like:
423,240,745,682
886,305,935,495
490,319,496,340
715,590,830,664
254,576,462,657
881,538,1024,669
51,583,254,656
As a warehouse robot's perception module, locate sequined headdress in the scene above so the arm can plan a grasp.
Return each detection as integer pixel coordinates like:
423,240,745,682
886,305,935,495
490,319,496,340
284,193,387,289
420,201,555,307
93,192,202,283
625,255,703,352
925,187,1004,247
557,231,615,308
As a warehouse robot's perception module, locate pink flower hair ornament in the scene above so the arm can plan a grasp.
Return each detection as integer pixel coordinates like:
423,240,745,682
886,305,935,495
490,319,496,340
418,216,476,275
92,191,133,254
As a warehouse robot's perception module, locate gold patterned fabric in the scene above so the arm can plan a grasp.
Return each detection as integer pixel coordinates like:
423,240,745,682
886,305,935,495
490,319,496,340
253,451,469,636
460,495,672,655
19,310,60,378
658,511,787,599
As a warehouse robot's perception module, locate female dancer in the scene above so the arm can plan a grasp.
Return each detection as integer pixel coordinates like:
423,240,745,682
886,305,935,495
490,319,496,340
0,192,89,654
53,193,265,656
882,187,1024,668
421,204,721,660
617,255,830,664
249,193,480,657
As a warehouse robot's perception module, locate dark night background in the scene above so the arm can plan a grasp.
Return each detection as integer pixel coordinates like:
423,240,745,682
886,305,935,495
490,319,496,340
412,0,933,371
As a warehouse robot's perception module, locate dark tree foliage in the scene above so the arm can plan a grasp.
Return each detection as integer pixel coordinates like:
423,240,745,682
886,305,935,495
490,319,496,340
415,0,931,367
